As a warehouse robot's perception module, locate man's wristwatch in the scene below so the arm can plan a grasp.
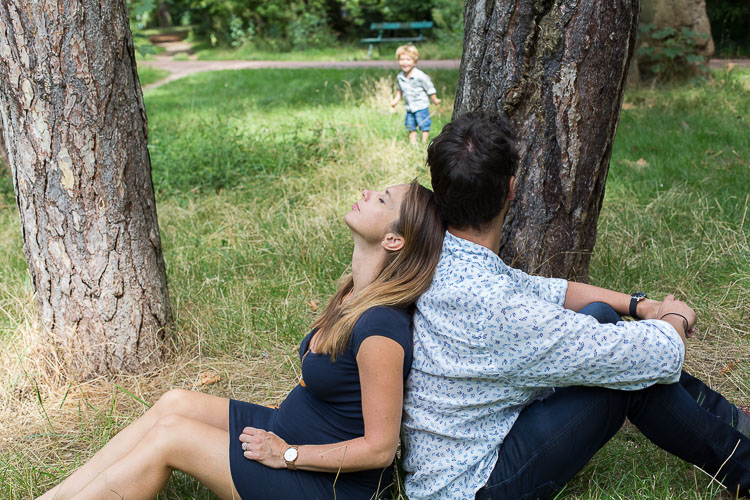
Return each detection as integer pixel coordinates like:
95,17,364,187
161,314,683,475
283,446,299,470
629,292,647,320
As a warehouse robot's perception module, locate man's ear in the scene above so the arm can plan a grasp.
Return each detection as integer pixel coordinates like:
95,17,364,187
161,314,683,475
508,176,516,201
381,233,405,252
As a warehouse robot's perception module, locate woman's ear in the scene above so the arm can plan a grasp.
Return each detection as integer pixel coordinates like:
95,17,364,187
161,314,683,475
381,233,405,252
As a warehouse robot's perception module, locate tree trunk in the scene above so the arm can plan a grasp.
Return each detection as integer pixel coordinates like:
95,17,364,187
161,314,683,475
455,0,639,282
0,126,8,171
0,0,172,378
156,2,173,28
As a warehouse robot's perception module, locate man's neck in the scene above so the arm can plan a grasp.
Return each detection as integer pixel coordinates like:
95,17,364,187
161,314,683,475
448,221,504,255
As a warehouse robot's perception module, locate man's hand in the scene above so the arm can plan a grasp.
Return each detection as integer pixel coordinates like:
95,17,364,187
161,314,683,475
654,294,697,338
635,298,662,320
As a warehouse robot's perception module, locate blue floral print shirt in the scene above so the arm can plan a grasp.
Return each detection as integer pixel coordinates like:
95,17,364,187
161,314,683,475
402,231,685,500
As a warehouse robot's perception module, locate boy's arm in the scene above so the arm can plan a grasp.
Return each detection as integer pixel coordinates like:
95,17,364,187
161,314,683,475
421,73,439,105
391,90,402,107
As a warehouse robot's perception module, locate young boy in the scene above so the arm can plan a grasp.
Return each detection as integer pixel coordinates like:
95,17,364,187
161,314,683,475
390,45,441,143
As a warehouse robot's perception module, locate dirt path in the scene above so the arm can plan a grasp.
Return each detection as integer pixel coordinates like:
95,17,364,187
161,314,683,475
138,58,461,90
139,54,750,92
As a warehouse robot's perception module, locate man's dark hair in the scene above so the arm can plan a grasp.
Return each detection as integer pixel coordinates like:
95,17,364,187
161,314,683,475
427,112,519,231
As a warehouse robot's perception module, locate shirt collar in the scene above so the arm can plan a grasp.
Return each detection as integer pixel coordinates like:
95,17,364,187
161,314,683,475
442,230,507,275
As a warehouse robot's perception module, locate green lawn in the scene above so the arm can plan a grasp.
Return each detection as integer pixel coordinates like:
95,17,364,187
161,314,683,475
191,40,462,61
0,66,748,499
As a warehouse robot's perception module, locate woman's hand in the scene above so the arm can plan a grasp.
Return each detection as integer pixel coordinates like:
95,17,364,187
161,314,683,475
239,427,288,469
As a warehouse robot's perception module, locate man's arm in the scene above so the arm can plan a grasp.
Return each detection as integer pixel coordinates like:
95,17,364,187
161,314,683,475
564,281,658,317
564,281,695,346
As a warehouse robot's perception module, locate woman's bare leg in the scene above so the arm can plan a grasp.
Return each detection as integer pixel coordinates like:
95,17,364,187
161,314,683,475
69,414,240,500
37,390,230,500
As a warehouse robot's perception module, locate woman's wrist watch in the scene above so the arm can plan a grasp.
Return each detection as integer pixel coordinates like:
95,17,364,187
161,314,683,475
283,446,299,470
629,292,647,320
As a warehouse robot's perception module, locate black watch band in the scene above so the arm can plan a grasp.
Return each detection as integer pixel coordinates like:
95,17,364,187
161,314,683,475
629,292,647,320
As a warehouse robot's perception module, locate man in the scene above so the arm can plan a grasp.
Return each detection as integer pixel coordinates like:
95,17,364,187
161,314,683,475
401,113,750,499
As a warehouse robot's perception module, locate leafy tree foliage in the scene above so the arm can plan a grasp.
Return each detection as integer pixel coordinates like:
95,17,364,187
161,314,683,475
706,0,750,57
130,0,463,50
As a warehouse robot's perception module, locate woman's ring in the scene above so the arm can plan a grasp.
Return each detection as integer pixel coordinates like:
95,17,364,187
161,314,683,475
242,442,247,451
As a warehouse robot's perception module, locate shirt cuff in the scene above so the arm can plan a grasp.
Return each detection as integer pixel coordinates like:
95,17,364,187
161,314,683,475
643,319,686,383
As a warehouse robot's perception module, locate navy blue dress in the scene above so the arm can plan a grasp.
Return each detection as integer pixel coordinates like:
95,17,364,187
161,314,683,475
228,306,413,499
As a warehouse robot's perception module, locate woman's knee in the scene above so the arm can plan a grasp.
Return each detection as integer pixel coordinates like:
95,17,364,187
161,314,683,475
153,388,197,417
579,302,621,324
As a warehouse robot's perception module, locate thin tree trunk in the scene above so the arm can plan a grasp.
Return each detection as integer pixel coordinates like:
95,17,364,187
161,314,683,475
0,0,172,377
455,0,639,281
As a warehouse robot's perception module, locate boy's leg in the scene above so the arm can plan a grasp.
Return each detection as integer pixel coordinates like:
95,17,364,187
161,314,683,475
405,111,418,143
415,108,431,143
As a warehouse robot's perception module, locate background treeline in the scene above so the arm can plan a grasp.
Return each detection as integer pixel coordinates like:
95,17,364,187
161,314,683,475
130,0,464,51
706,0,750,57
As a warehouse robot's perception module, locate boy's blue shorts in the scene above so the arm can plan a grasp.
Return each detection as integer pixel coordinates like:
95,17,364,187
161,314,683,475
405,108,431,132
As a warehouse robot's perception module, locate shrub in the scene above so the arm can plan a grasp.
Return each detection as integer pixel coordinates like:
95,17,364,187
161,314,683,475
636,24,709,82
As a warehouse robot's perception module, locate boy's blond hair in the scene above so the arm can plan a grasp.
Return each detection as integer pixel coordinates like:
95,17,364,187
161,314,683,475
396,45,419,63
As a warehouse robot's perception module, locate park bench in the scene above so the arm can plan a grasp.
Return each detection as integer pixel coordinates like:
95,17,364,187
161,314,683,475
360,21,434,58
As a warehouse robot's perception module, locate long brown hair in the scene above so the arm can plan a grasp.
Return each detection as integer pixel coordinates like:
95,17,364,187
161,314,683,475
311,180,444,360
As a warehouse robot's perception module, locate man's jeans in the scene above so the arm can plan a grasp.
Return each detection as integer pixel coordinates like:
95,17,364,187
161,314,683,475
475,302,750,499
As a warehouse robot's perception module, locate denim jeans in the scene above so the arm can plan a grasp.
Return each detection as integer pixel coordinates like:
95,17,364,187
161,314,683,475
475,302,750,499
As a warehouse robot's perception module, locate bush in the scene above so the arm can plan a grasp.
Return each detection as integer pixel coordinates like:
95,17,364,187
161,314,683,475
636,24,709,82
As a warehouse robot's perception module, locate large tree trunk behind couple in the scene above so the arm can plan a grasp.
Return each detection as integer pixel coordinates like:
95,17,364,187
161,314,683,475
456,0,639,282
0,0,172,378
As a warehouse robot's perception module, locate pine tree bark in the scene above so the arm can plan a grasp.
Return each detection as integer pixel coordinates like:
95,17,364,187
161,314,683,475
455,0,639,281
0,0,172,377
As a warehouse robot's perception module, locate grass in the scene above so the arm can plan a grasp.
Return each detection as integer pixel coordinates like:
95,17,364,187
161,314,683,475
191,40,462,61
137,66,170,87
0,65,748,499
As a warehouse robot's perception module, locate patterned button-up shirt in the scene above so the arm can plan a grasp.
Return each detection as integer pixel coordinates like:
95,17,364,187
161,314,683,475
402,231,685,500
396,67,436,112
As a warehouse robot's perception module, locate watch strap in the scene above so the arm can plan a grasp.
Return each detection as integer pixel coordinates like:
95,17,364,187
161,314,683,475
629,292,646,320
629,296,639,319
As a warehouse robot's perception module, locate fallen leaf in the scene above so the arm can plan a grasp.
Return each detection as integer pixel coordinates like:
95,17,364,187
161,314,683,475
200,371,221,386
727,62,735,72
622,102,635,110
636,158,649,167
720,361,735,376
308,300,319,311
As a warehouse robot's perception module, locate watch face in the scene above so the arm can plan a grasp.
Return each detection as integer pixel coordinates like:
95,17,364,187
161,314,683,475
632,292,647,300
284,447,298,461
